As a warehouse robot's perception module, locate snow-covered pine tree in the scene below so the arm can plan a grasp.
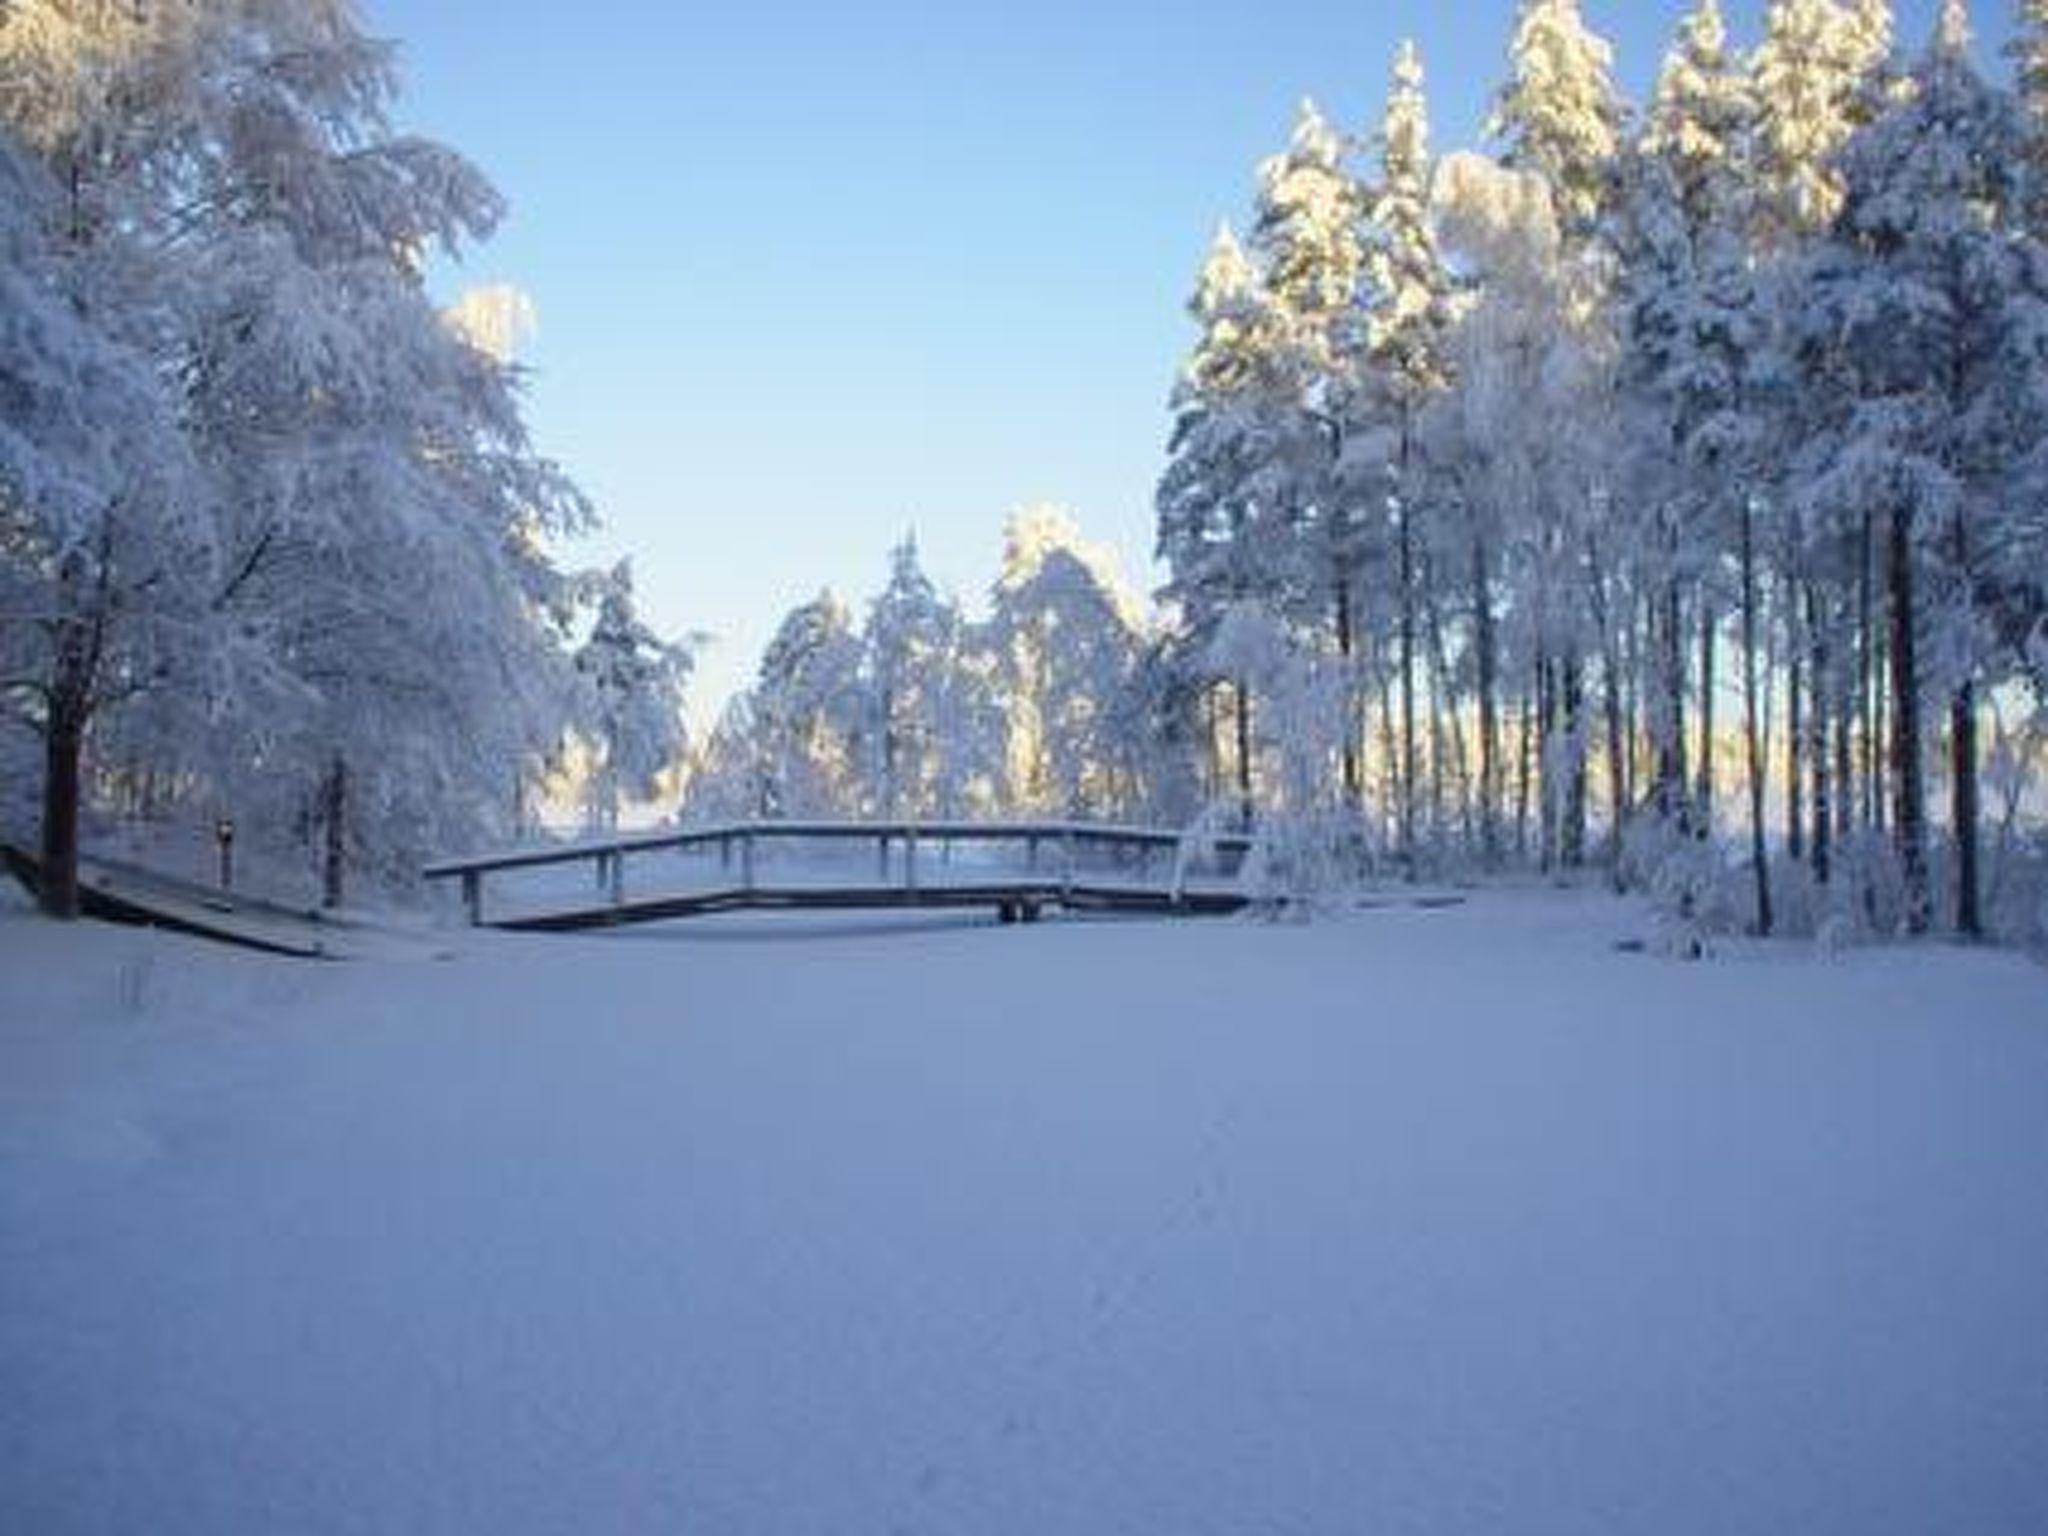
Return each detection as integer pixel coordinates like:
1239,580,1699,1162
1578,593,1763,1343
1623,0,1761,850
1793,0,2048,935
1156,222,1294,824
751,591,865,818
1488,0,1625,247
2009,0,2048,232
1248,98,1371,659
574,560,691,833
1356,41,1459,860
990,506,1145,818
1752,0,1895,241
860,536,998,820
1485,4,1625,869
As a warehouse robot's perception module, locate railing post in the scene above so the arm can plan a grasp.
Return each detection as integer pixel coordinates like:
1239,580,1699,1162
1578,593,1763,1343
906,828,919,897
462,869,481,927
878,833,890,883
1061,830,1076,899
608,849,624,907
741,832,755,892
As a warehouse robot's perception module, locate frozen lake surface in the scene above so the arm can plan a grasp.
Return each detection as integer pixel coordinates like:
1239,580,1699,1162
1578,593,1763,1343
3,888,2045,1534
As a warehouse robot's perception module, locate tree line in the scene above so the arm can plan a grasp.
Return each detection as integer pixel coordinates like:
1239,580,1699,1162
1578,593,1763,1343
704,0,2048,944
1154,0,2048,939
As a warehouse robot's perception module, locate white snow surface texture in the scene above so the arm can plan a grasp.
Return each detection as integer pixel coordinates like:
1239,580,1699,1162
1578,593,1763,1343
2,891,2045,1535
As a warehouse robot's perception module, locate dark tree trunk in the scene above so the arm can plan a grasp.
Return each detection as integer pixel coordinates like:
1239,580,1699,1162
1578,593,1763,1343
1949,507,1981,939
1785,598,1805,865
39,707,85,920
1335,577,1361,806
1740,502,1772,935
1655,580,1688,826
1807,584,1831,886
1888,507,1930,934
1952,681,1980,938
1561,655,1587,869
322,755,348,910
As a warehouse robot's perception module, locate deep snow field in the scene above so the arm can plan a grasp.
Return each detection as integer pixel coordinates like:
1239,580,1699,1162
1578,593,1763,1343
2,886,2045,1535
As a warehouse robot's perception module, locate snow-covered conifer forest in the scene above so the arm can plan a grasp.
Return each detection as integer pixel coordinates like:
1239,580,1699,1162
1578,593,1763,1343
3,2,2046,946
694,0,2048,948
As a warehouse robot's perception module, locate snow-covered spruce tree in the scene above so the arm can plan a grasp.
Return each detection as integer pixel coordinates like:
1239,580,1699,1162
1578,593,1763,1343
0,134,198,917
1489,0,1625,248
860,536,997,820
1156,222,1297,826
1485,0,1625,870
1752,0,1896,241
748,591,865,818
1354,41,1459,864
1792,0,2048,936
1615,0,1776,928
574,560,691,833
989,506,1145,818
1247,98,1372,777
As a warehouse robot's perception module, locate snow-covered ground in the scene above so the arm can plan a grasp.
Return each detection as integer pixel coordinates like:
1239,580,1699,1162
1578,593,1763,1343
3,886,2045,1535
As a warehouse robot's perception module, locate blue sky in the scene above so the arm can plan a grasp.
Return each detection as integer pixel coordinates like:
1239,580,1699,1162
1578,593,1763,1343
365,0,2006,725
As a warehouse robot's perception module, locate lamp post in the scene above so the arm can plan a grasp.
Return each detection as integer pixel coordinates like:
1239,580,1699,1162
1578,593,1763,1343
215,818,235,892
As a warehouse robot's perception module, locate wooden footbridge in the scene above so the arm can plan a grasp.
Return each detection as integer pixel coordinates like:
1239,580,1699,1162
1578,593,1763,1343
423,820,1260,933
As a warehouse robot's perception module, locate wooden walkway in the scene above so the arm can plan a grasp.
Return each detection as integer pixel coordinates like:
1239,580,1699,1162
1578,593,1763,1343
1,844,452,960
422,820,1259,932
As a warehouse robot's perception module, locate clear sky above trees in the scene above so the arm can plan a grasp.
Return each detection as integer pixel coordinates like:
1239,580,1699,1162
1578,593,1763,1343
367,1,2006,721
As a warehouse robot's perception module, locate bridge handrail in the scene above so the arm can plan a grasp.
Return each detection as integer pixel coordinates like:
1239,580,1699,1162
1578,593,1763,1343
422,818,1256,883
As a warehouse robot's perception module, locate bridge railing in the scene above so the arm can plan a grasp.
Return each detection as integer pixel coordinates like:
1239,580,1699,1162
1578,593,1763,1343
422,819,1257,927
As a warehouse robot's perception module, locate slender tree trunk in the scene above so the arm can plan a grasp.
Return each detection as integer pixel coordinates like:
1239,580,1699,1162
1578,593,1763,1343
1785,588,1805,865
1426,587,1476,854
1473,538,1501,865
1233,678,1253,831
1335,577,1361,806
1950,512,1980,938
1888,507,1930,934
1740,502,1773,935
1697,602,1716,829
1952,682,1980,938
1807,583,1831,886
1833,601,1855,848
1656,579,1688,825
1398,504,1418,874
1562,655,1587,869
1860,509,1880,832
322,754,348,910
1515,674,1535,865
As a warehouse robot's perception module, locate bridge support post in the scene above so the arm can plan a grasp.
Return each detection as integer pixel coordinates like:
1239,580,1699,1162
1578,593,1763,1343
607,850,624,907
462,870,482,927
